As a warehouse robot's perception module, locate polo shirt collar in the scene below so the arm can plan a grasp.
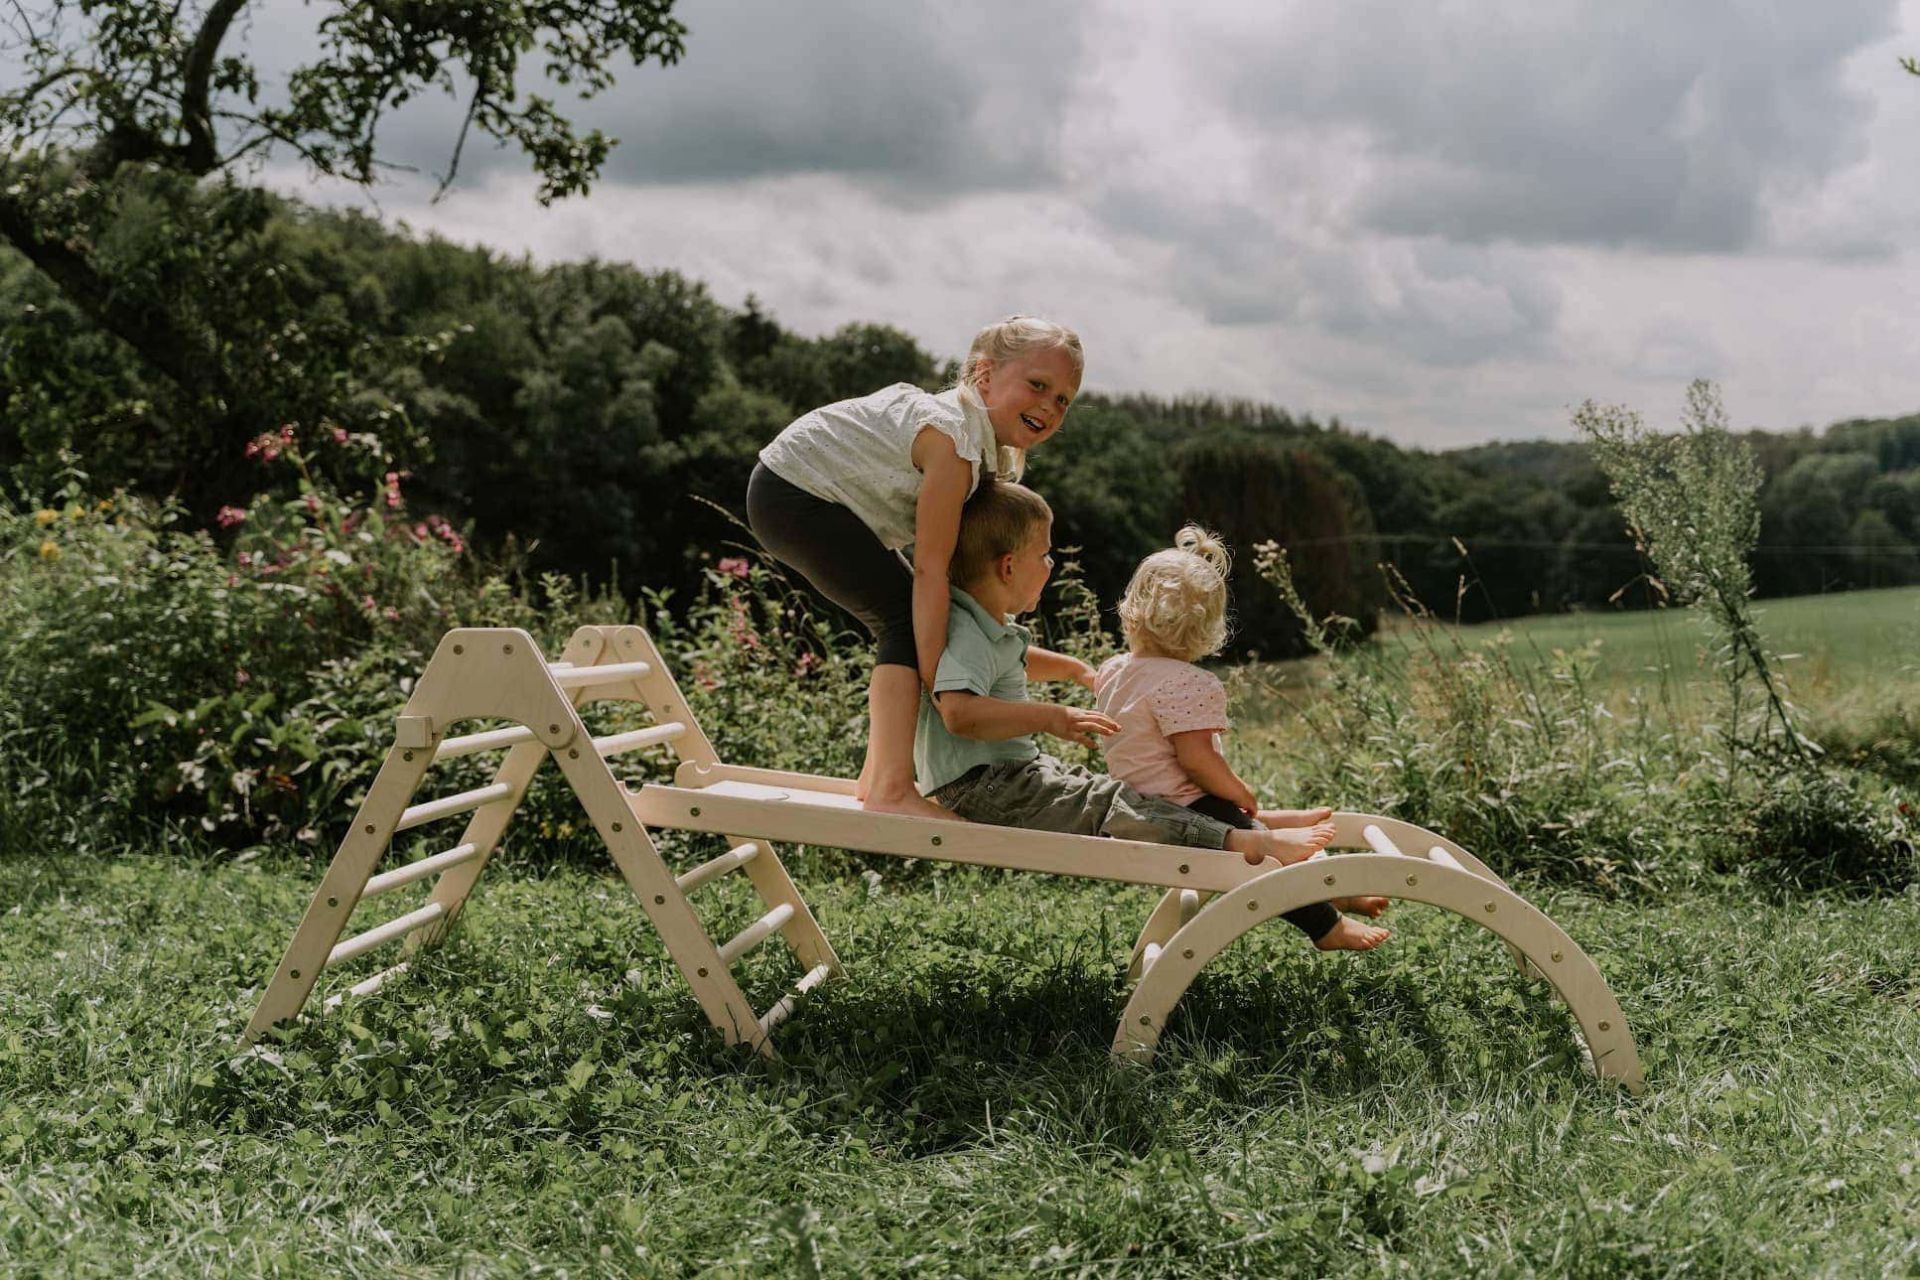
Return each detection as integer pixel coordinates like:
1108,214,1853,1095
950,586,1030,641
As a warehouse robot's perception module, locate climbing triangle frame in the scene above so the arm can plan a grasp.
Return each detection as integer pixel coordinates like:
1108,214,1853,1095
241,624,1645,1093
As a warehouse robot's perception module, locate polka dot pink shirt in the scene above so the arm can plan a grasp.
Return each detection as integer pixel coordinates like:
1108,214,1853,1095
1093,653,1229,806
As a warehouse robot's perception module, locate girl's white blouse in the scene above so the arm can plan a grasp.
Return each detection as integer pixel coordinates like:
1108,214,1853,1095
758,383,999,550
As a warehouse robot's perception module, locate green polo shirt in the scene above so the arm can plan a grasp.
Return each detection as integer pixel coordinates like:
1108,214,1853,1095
914,587,1042,794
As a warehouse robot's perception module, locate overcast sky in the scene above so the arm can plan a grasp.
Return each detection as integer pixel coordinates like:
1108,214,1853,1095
262,0,1920,448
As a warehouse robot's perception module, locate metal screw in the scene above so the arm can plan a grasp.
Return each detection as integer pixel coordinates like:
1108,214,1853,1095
1551,950,1564,963
1598,1020,1611,1032
1178,863,1190,875
548,723,560,734
568,749,579,759
289,969,301,980
453,644,464,655
931,836,943,847
1182,948,1194,959
690,806,701,817
612,822,623,833
364,824,376,835
503,643,514,654
326,896,338,908
697,967,709,978
1248,901,1258,911
1484,902,1497,913
1406,874,1419,887
1139,1015,1150,1026
402,751,414,762
654,895,665,905
1323,874,1336,886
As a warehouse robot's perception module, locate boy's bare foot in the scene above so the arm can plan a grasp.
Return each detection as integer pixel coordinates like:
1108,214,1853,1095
862,788,965,822
1256,806,1334,828
1227,821,1336,866
1314,915,1391,951
1332,895,1390,918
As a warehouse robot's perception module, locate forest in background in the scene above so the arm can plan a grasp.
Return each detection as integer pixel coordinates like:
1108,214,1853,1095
5,190,1918,658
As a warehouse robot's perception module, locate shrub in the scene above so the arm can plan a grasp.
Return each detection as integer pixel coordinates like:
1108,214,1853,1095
1728,768,1917,894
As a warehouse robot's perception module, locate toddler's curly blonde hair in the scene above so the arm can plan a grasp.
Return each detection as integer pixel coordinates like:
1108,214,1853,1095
1117,525,1231,662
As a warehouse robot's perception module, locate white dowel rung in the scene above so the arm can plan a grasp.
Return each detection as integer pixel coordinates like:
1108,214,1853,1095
756,962,834,1037
1362,824,1407,857
396,782,513,832
327,903,445,968
551,660,653,689
1178,889,1201,924
323,961,411,1010
363,843,481,898
433,725,536,761
1142,942,1164,973
676,842,760,893
592,722,686,757
1428,846,1466,873
716,902,796,967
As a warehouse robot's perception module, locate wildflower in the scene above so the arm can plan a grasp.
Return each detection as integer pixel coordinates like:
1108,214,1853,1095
383,606,400,622
33,509,56,526
65,503,84,521
244,431,282,462
216,505,248,529
331,426,349,444
412,522,429,543
361,594,378,613
95,498,113,512
37,539,60,561
717,556,751,579
384,472,402,510
279,423,296,444
236,550,253,568
795,651,817,678
304,493,322,514
236,668,251,685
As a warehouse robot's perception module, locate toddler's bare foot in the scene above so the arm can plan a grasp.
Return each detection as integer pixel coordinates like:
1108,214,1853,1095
1332,895,1389,918
1227,821,1336,866
1314,915,1391,951
855,756,874,802
1256,806,1334,828
862,788,964,822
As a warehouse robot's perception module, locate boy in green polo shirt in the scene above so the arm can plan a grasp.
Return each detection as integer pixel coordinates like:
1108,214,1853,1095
915,480,1335,866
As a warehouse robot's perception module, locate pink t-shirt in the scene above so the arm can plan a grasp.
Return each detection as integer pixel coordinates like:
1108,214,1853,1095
1093,653,1229,806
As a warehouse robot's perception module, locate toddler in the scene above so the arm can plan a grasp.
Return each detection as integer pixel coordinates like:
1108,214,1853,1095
748,316,1089,821
1095,527,1390,952
916,481,1331,870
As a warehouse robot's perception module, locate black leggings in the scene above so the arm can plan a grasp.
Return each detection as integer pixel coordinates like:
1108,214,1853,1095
746,463,917,669
1186,793,1341,940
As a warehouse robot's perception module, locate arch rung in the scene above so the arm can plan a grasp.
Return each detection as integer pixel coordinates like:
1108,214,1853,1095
551,660,653,689
593,723,686,757
433,725,536,761
1428,847,1466,873
1362,824,1406,857
328,903,445,967
1178,889,1201,924
323,961,410,1010
677,842,760,893
1142,942,1164,973
397,783,512,831
717,903,795,966
757,962,833,1037
363,843,480,898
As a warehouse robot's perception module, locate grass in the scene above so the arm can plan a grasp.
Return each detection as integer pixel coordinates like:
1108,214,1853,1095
3,588,1919,1276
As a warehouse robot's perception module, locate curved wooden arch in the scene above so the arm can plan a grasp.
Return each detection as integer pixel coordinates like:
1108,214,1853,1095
1126,812,1540,979
1113,852,1644,1092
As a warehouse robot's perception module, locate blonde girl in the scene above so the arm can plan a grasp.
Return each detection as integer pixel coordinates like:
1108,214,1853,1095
1094,526,1392,951
748,316,1091,820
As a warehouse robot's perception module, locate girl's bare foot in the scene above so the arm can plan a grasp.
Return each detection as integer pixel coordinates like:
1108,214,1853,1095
862,787,965,822
1228,821,1337,866
1256,806,1334,828
1332,895,1389,918
1314,915,1391,951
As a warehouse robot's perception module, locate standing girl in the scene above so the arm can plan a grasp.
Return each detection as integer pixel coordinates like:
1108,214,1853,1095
747,316,1087,819
1095,526,1392,951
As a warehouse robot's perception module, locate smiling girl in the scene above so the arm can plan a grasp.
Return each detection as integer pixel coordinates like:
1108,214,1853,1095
746,316,1088,819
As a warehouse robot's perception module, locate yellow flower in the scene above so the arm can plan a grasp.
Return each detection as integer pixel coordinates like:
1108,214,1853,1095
65,504,85,522
38,540,61,561
33,509,57,526
96,498,114,512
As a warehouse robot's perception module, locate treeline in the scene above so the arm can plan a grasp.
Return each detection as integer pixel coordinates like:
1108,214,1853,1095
4,193,1918,657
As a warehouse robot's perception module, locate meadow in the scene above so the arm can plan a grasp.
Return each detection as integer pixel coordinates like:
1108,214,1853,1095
3,582,1917,1277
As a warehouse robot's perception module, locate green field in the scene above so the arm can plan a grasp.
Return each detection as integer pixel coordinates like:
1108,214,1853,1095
3,589,1917,1276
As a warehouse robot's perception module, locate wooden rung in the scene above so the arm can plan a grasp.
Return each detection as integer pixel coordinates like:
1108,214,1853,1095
1142,942,1164,973
551,660,653,689
676,842,760,893
716,903,796,967
592,722,686,757
1178,889,1201,924
327,902,445,968
1428,846,1467,873
1362,824,1407,857
396,782,513,832
433,725,536,761
323,961,411,1010
363,843,480,898
756,961,834,1037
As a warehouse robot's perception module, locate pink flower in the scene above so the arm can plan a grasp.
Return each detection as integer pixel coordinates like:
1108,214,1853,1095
216,505,247,529
717,557,751,579
304,493,322,514
383,606,400,622
361,594,378,613
245,431,282,463
236,551,253,568
384,471,402,510
331,426,349,444
412,522,429,543
235,668,251,685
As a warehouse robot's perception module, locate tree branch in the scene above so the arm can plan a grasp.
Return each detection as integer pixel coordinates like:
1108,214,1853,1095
180,0,250,173
433,81,483,202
